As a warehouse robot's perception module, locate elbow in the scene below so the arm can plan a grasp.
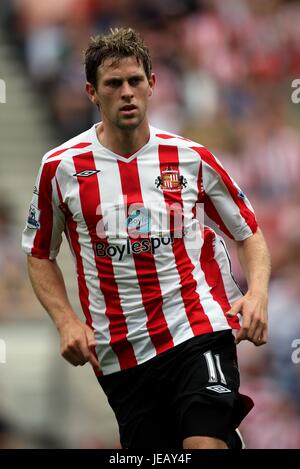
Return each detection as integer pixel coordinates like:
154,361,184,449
236,227,265,246
27,255,57,269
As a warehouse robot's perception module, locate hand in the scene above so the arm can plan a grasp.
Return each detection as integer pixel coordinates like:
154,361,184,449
226,292,268,346
59,319,101,372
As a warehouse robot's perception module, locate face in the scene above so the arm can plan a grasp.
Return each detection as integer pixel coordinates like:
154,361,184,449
86,56,155,131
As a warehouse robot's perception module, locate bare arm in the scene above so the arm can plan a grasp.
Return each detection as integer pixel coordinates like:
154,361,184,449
227,228,271,346
27,256,100,371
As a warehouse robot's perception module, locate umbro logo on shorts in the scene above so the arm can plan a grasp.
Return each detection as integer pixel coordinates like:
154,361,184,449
206,385,231,393
73,169,100,177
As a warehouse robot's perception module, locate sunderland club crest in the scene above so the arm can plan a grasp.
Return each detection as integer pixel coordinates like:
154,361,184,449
155,166,187,192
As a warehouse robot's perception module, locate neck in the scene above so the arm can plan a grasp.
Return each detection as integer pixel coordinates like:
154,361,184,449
96,120,150,156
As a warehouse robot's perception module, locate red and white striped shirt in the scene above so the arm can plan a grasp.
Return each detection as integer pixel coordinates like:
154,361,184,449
22,124,258,375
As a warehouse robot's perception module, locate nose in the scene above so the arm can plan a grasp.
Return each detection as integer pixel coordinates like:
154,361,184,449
121,81,134,100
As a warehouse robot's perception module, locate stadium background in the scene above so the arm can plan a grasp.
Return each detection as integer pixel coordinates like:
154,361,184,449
0,0,300,448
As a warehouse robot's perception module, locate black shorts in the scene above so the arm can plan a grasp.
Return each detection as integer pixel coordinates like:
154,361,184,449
97,330,253,449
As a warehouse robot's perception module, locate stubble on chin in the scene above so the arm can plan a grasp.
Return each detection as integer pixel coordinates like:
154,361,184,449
116,112,144,130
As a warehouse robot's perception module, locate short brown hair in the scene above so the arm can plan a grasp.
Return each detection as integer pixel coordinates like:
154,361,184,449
84,28,152,87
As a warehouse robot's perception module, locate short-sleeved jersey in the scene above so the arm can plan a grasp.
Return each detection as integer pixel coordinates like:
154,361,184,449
22,124,258,375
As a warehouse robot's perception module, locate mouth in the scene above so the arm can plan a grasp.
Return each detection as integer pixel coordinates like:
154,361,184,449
120,104,138,115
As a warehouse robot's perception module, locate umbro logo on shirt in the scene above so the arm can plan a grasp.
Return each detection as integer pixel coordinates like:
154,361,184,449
73,169,100,177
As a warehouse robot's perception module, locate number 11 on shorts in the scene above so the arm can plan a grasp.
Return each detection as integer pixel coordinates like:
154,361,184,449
204,350,227,384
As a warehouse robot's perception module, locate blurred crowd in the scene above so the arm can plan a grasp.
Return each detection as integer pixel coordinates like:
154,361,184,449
1,0,300,449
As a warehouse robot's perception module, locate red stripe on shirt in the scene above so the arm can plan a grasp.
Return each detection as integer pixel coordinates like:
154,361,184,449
67,216,93,325
55,178,93,328
56,179,102,376
204,196,234,239
193,149,234,239
31,160,60,258
66,217,92,322
192,152,204,222
156,133,191,141
200,227,240,330
47,142,91,160
191,146,258,234
73,151,137,370
191,152,233,238
117,158,174,355
67,213,103,376
158,144,213,335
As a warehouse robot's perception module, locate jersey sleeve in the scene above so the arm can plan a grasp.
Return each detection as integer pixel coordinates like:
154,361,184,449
22,159,65,260
196,146,258,241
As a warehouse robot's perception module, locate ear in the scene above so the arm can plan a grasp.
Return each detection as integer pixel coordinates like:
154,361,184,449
148,73,156,97
86,82,99,106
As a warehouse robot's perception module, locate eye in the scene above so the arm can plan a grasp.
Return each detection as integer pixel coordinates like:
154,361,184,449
129,76,143,86
106,79,122,88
